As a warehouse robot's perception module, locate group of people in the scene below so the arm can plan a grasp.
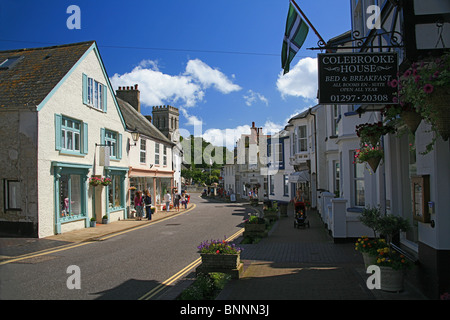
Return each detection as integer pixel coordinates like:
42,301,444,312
133,189,190,220
133,189,153,220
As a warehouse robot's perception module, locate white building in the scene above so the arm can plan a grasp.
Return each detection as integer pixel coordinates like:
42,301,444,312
0,41,129,237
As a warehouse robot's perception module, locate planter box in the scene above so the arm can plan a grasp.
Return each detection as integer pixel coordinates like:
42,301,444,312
244,223,267,238
197,253,243,279
380,266,404,292
264,211,278,222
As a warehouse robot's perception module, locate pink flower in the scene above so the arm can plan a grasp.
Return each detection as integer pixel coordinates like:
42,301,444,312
424,84,434,94
403,70,412,77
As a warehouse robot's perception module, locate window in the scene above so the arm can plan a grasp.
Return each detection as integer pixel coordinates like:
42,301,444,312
269,175,275,194
283,175,289,196
59,174,82,219
352,151,365,206
0,56,23,70
55,115,88,155
108,175,123,210
140,139,146,163
155,143,160,165
332,105,340,136
163,146,167,166
334,161,340,196
297,125,307,152
101,129,122,160
4,179,21,210
83,74,107,111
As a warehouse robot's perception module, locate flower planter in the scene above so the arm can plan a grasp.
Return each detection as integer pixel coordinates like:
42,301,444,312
197,253,243,279
366,155,382,172
426,86,450,141
90,220,96,227
244,223,267,239
400,110,422,134
362,252,375,268
380,266,404,292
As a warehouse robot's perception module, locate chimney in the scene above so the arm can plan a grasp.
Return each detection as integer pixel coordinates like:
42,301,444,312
116,84,140,113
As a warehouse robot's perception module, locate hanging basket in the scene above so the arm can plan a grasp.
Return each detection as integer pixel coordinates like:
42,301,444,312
400,110,422,134
426,86,450,141
366,156,382,173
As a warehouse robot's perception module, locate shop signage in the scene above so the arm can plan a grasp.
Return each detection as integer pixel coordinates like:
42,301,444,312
318,52,398,104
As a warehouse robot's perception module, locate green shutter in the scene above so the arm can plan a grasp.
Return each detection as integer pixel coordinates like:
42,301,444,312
82,74,88,104
117,133,122,160
102,84,107,112
82,122,88,154
100,128,105,145
55,114,62,151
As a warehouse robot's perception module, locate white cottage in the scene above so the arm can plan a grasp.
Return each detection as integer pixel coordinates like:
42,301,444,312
0,41,129,237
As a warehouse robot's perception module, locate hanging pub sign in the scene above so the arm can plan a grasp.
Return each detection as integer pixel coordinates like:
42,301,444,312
318,52,398,105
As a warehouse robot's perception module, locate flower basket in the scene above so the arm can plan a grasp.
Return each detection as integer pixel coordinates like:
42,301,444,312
355,146,384,172
367,155,382,173
356,122,395,147
424,85,450,141
400,109,423,134
89,176,102,187
101,177,112,186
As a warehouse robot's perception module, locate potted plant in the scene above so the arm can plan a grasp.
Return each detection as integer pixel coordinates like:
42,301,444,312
89,176,102,187
102,215,108,224
382,103,423,134
244,215,266,236
263,201,279,222
355,122,396,147
374,246,412,292
355,236,387,268
354,145,384,172
196,238,243,279
90,217,96,227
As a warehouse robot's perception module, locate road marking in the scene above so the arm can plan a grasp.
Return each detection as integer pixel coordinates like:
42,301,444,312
0,204,197,266
138,227,245,300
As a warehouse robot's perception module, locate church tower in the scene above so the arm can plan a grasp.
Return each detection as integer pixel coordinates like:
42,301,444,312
152,105,180,142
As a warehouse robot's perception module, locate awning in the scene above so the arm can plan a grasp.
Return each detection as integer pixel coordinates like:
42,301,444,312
289,170,310,183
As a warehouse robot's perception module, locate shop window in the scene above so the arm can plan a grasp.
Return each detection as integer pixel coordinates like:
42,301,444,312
108,174,123,211
59,174,83,220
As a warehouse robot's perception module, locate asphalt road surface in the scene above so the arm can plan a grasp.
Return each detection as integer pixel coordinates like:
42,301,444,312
0,195,253,300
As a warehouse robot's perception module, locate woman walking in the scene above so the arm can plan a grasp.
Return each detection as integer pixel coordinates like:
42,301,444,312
134,191,144,220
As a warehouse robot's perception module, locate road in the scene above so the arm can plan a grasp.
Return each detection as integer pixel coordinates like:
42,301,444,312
0,195,253,300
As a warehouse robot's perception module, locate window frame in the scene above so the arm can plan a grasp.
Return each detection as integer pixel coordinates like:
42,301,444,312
3,179,21,211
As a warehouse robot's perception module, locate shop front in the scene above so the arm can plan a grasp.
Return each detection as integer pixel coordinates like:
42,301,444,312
128,167,174,214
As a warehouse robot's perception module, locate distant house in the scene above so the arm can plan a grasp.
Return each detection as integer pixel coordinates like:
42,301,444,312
0,41,129,237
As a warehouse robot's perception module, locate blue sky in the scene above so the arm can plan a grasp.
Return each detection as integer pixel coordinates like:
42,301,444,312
0,0,351,149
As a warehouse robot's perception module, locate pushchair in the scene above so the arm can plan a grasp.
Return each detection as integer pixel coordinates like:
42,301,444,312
294,201,310,228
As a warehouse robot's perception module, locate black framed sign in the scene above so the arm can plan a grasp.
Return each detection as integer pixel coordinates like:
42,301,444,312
318,52,398,104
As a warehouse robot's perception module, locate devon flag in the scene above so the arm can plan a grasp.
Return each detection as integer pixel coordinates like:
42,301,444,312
282,1,309,74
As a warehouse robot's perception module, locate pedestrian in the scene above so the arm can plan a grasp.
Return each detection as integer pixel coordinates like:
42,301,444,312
180,193,186,209
144,189,152,220
134,191,144,220
174,190,180,212
163,190,171,212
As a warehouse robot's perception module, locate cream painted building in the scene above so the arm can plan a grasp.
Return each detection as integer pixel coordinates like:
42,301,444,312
0,41,129,237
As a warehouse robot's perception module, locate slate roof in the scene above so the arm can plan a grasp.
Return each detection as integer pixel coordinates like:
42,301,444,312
0,41,95,109
116,97,174,146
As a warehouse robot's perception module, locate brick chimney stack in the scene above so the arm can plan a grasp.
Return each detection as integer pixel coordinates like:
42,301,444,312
116,84,140,113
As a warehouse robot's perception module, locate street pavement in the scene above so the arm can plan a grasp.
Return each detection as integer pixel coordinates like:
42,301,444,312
0,196,429,300
215,204,428,301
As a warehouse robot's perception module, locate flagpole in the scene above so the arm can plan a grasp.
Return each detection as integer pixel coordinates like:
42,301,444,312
289,0,328,49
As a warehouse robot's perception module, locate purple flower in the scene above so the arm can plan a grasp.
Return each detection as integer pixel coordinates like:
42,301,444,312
424,84,434,94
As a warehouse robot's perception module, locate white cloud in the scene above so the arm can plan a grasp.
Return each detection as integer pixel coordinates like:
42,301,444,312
276,57,318,100
110,58,240,108
243,90,269,106
200,121,284,151
185,59,242,94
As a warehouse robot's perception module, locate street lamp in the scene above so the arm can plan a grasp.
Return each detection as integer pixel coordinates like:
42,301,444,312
130,129,140,146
